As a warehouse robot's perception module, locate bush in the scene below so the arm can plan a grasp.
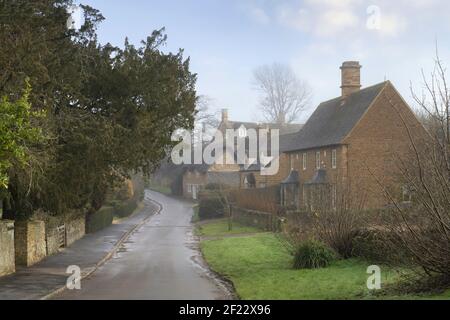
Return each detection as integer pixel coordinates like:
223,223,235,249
351,230,391,263
114,199,138,218
293,240,336,269
86,206,114,233
198,196,226,220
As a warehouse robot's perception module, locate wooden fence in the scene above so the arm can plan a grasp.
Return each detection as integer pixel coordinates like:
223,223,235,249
231,186,282,215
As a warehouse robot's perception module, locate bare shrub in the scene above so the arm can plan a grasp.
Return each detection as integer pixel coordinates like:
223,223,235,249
310,183,368,258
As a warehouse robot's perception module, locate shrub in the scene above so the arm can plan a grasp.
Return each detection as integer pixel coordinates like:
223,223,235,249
198,196,226,220
351,230,389,263
310,183,368,259
204,183,223,191
293,240,336,270
114,199,138,218
86,206,114,233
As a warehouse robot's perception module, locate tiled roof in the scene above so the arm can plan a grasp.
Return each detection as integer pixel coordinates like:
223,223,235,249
282,82,388,152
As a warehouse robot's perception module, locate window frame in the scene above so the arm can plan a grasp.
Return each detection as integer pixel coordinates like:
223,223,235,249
332,149,337,169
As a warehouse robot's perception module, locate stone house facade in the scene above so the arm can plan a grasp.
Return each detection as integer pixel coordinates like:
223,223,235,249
241,61,427,210
291,62,427,209
182,162,241,200
182,111,302,199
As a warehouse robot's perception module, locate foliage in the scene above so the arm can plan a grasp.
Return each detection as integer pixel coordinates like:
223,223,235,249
0,1,197,219
86,206,114,233
204,183,224,191
292,240,336,270
198,196,226,220
113,199,138,218
0,84,45,189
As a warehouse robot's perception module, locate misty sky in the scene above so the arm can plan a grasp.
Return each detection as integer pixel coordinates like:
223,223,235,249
81,0,450,123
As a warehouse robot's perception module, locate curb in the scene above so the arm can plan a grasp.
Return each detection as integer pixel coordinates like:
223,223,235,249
40,198,163,300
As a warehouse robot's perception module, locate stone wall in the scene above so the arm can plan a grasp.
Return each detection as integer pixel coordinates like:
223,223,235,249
232,206,281,232
46,227,60,256
0,220,15,277
66,214,85,247
45,213,86,256
14,221,46,267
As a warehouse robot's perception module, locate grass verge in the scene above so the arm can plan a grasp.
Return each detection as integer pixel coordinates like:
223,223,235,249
200,232,450,300
197,219,262,237
147,183,172,195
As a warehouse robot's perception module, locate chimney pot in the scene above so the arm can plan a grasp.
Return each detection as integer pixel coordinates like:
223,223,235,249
340,61,362,97
222,109,229,123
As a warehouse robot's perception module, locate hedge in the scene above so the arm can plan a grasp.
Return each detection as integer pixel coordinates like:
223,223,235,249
198,196,226,220
113,199,138,218
86,206,114,234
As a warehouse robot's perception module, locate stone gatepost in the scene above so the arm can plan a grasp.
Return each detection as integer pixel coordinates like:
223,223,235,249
0,220,15,277
14,220,46,267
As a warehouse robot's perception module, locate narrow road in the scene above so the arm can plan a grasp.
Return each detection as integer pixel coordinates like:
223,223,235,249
55,191,229,300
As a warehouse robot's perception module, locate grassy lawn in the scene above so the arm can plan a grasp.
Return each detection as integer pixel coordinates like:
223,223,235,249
201,232,450,300
197,219,262,237
147,183,172,195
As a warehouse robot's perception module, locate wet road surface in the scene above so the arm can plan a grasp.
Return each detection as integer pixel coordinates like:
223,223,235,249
56,191,229,300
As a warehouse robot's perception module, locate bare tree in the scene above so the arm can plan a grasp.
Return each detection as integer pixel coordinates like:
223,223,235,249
375,49,450,286
253,63,312,124
192,95,220,144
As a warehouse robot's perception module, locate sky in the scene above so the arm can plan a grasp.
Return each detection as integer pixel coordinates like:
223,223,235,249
80,0,450,123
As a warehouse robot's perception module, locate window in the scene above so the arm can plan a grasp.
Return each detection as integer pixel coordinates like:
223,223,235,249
238,126,247,138
316,151,321,169
290,154,294,169
187,184,192,193
303,153,307,171
332,149,337,169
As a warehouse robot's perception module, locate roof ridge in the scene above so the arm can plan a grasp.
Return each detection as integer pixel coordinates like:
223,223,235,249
282,80,390,152
318,81,389,106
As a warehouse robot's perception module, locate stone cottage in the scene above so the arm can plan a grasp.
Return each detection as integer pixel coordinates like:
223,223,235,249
182,110,302,199
241,61,427,209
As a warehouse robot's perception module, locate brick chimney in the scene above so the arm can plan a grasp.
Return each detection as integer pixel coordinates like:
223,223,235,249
340,61,361,97
221,108,229,123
